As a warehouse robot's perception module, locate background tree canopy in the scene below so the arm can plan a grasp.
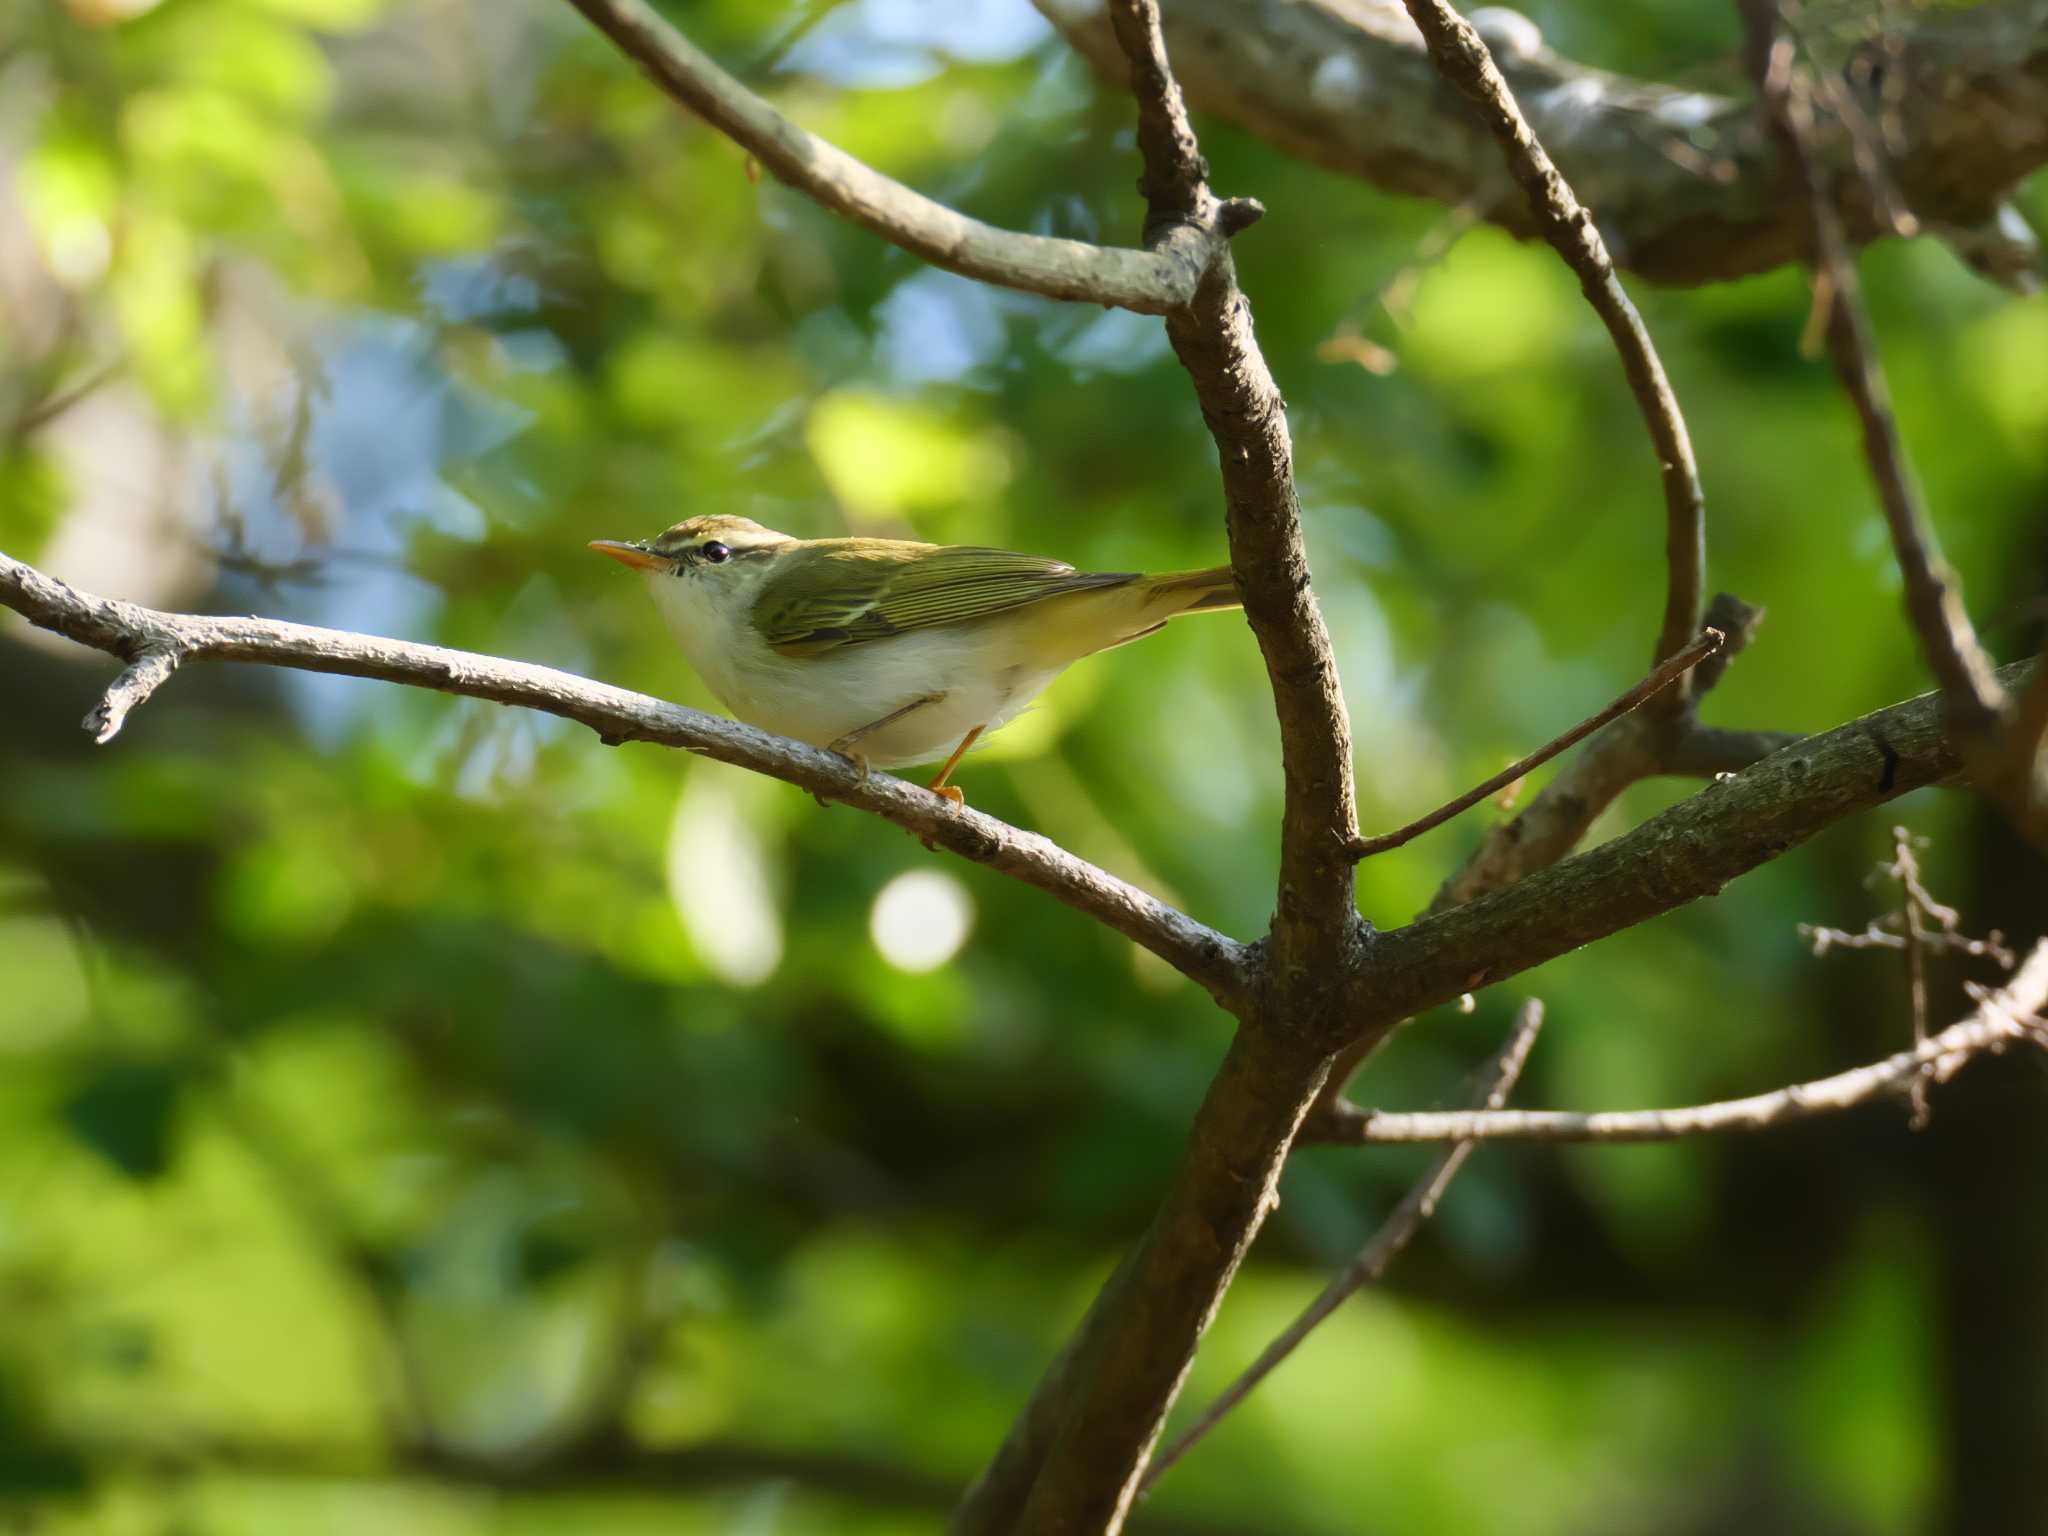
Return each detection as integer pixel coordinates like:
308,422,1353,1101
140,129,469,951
1,0,2045,1532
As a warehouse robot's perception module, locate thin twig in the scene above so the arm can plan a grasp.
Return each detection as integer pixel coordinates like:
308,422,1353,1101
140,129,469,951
1308,939,2048,1144
1799,919,2014,968
1740,0,2006,741
1397,0,1706,682
1349,628,1723,861
83,647,182,744
0,550,1251,1006
1143,1000,1545,1491
1890,826,1934,1125
556,0,1212,315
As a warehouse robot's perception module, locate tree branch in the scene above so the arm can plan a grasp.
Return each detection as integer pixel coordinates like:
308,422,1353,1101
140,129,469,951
557,0,1214,314
1041,0,2048,289
960,4,1363,1528
1144,999,1543,1492
1740,0,2009,745
0,551,1250,1007
1349,628,1722,861
1341,659,2040,1037
1396,0,1707,680
1310,939,2048,1143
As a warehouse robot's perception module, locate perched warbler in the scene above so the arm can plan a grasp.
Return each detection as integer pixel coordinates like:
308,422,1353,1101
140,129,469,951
591,516,1239,802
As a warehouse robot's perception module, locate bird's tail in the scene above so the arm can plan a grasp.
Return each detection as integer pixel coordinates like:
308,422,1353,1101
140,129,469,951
1143,565,1240,617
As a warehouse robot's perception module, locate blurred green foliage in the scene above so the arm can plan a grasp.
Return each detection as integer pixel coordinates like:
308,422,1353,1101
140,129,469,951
1,0,2045,1532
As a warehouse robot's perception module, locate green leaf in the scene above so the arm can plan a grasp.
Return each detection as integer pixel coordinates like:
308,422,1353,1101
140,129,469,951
60,1060,184,1181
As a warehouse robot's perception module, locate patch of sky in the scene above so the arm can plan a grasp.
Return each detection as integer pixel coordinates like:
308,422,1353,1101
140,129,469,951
1053,308,1171,377
873,269,1167,387
779,0,1054,88
874,268,1013,383
419,253,541,324
213,309,535,745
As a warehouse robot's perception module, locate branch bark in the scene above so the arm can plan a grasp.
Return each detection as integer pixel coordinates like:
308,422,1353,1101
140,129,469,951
1340,659,2040,1038
1395,0,1707,678
557,0,1214,314
1310,939,2048,1143
961,5,1365,1527
0,552,1251,1007
1041,0,2048,288
1145,999,1544,1491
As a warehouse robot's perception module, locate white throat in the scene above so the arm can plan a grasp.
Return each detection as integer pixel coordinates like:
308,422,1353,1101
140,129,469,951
640,560,777,713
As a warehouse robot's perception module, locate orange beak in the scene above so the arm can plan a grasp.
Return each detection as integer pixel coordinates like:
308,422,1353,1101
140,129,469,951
588,539,672,572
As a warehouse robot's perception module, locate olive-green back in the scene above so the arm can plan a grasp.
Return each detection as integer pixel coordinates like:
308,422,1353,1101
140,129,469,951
752,541,1139,657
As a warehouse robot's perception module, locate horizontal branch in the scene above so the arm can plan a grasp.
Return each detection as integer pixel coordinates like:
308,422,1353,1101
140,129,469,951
559,0,1212,314
1043,0,2048,288
0,552,1250,1007
1344,656,2041,1037
1312,939,2048,1143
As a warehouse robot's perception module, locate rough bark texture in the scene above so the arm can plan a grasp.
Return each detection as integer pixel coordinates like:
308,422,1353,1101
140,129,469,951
1045,0,2048,287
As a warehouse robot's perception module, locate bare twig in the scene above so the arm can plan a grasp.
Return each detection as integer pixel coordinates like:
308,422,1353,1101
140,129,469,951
1800,919,2014,968
556,0,1213,315
1308,939,2048,1144
1349,628,1723,860
84,646,182,744
1740,0,2007,744
1339,659,2040,1038
1144,1000,1544,1491
1396,0,1707,682
1889,826,1937,1123
0,550,1250,1006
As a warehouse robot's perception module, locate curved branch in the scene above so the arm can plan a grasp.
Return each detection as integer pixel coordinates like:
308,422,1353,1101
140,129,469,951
0,551,1251,1007
1043,0,2048,288
1311,939,2048,1143
558,0,1214,314
1396,0,1706,676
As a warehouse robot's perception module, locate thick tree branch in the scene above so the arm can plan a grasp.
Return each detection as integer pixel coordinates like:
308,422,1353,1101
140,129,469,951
960,5,1363,1529
1145,999,1543,1492
556,0,1214,314
1043,0,2048,288
1396,0,1707,679
0,552,1250,1006
1311,939,2048,1143
1341,659,2040,1037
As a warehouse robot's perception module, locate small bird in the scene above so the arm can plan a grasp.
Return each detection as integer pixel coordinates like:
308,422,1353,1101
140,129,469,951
591,516,1239,803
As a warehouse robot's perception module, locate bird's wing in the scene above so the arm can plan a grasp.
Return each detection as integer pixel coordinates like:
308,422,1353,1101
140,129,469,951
754,544,1139,657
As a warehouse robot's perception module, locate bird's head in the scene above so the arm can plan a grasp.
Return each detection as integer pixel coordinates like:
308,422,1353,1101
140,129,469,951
589,515,796,579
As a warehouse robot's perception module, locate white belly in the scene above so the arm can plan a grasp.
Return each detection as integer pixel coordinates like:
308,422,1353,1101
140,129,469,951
666,599,1058,767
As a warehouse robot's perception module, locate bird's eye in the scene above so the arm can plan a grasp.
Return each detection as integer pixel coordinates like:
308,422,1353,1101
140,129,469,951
700,541,731,564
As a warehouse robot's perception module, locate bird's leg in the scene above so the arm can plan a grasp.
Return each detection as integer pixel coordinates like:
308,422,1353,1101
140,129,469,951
827,692,946,781
926,725,984,810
